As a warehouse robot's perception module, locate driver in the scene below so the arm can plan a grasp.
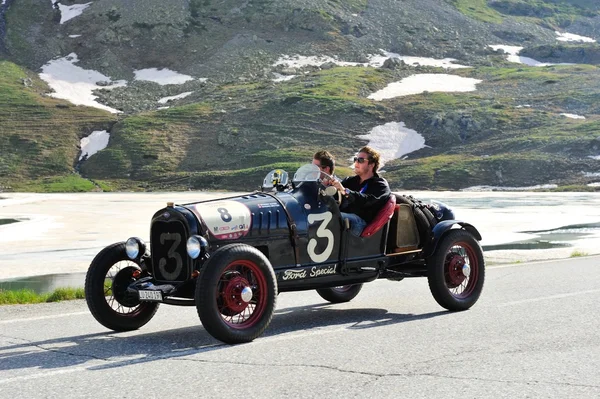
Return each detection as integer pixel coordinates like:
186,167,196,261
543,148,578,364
330,146,391,236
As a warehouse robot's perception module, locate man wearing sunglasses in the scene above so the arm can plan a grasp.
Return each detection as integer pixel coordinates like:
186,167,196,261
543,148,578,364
330,146,391,236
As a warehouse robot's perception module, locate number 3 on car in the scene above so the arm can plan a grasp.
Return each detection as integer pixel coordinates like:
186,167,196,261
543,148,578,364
307,211,334,263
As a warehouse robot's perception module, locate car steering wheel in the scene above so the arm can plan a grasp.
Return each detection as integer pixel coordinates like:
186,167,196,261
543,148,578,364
318,171,343,205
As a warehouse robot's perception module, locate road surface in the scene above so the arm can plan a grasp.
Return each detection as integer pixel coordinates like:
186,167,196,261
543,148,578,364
0,256,599,398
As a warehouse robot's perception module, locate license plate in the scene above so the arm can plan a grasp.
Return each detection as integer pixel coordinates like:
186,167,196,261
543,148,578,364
139,290,163,301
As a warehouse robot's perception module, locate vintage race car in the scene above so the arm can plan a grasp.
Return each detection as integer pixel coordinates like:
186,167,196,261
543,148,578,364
85,164,485,344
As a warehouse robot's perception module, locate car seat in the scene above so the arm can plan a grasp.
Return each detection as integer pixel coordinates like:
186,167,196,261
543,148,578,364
360,195,396,237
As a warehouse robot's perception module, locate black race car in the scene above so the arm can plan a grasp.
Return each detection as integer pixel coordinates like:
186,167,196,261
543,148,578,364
85,164,485,344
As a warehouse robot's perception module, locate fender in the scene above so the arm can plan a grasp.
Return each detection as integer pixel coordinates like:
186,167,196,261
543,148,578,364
423,220,482,257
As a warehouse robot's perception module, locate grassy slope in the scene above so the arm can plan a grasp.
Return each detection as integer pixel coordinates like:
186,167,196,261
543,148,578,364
81,67,390,190
450,0,600,25
80,62,600,191
0,61,117,191
2,55,600,191
383,64,600,189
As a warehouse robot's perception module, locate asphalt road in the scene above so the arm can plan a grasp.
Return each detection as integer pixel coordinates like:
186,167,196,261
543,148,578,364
1,257,599,399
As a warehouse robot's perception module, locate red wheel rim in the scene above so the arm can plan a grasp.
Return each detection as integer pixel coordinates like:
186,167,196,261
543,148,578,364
444,242,478,299
216,260,268,329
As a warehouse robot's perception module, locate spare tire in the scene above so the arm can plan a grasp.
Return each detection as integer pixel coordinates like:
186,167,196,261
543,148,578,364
395,194,435,247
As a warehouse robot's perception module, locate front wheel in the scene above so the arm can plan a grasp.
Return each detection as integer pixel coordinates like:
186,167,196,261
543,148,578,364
85,242,159,331
316,284,363,303
195,244,277,344
427,230,485,311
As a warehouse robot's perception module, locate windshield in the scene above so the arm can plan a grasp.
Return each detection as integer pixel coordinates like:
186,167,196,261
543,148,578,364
292,164,321,183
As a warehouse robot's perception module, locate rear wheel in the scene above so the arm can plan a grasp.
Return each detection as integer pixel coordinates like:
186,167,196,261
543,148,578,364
85,242,159,331
196,244,277,344
316,284,363,303
427,230,485,311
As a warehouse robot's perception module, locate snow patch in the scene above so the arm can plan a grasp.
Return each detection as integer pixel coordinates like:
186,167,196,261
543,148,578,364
157,91,193,104
560,113,585,119
555,31,596,43
587,182,600,187
462,184,558,192
69,34,82,38
39,53,126,113
273,50,470,70
50,1,92,24
357,122,427,166
272,73,297,82
368,74,481,100
79,130,109,161
490,45,573,66
368,51,470,69
133,68,195,85
588,156,600,160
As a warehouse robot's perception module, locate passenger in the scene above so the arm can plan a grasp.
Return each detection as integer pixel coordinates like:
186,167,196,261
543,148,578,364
312,150,335,175
313,150,340,186
330,146,391,236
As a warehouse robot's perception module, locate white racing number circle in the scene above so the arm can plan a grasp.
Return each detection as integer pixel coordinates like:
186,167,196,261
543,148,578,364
191,200,252,240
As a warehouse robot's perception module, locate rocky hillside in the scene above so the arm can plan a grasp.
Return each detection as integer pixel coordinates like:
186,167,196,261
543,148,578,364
1,0,600,191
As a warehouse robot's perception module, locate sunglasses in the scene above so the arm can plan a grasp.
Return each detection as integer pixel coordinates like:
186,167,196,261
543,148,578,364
353,157,369,164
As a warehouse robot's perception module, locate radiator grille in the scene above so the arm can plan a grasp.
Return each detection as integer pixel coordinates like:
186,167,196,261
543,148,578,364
150,220,190,282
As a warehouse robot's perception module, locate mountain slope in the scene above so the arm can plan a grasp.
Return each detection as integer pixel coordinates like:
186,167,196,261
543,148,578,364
0,60,116,191
1,0,600,191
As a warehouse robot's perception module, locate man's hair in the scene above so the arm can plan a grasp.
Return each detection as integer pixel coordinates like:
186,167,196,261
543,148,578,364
359,146,381,173
313,150,335,173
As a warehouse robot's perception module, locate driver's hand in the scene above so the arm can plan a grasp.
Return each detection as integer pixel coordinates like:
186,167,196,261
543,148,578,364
330,179,344,194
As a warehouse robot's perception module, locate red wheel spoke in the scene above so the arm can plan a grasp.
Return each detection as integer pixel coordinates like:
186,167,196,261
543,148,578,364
215,259,268,328
444,241,479,299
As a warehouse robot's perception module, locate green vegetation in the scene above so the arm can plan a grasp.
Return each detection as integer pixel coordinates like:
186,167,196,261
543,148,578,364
8,174,99,192
570,250,589,257
447,0,504,23
0,287,85,305
3,59,600,191
0,61,117,190
448,0,599,25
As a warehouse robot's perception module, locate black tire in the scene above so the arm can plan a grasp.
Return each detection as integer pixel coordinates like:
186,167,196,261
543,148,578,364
316,284,363,303
427,230,485,311
410,206,433,247
85,242,159,331
195,244,277,344
421,206,438,228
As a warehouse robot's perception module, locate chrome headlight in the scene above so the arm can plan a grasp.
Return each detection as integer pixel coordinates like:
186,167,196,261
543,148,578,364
125,237,146,260
186,235,208,259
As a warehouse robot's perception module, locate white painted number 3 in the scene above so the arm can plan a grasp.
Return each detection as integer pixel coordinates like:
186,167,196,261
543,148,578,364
307,211,334,263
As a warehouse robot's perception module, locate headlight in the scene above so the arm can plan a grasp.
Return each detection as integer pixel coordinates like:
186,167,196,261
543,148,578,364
125,237,146,260
187,235,208,259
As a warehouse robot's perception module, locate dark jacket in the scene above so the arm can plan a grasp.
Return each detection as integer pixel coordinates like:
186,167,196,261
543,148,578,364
341,174,391,223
